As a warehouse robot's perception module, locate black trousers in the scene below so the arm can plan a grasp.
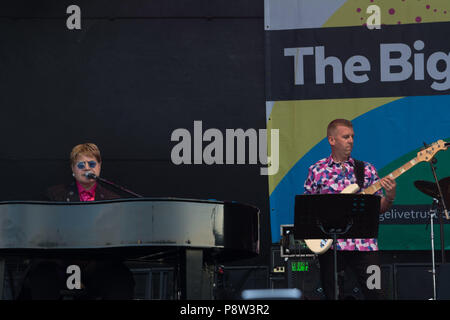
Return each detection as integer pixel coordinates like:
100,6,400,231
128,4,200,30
318,250,383,300
17,259,135,300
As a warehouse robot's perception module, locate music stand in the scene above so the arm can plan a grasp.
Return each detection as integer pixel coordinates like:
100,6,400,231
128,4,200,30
293,194,380,300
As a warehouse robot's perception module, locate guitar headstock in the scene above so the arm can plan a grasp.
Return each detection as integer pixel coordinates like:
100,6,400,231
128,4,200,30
416,140,449,162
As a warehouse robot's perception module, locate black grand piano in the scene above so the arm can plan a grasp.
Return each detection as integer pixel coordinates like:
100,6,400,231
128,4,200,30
0,198,260,300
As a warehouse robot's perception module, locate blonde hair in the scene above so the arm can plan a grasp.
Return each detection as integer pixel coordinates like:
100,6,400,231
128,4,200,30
327,119,353,137
70,143,102,166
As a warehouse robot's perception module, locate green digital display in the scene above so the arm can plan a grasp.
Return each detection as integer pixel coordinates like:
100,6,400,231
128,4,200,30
291,261,309,272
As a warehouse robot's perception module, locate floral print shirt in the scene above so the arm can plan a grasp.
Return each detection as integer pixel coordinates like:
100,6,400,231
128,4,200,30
304,155,382,251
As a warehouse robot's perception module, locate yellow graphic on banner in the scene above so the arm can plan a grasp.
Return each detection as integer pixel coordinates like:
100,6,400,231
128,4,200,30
266,97,402,195
324,0,450,28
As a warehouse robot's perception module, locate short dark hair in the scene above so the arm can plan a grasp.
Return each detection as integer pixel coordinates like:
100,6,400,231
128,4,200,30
327,119,353,137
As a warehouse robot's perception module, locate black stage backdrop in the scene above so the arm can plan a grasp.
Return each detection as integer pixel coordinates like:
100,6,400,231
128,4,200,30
0,0,269,265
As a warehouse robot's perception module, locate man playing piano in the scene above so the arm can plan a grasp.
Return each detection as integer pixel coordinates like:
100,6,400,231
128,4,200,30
18,143,135,300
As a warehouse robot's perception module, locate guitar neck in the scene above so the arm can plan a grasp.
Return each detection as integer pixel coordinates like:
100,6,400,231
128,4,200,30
362,157,420,195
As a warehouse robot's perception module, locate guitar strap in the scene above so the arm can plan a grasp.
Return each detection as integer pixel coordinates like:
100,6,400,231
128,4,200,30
354,159,365,190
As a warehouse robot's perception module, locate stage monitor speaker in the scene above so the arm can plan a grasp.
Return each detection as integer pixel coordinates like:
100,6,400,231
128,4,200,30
335,264,393,300
437,263,450,300
286,257,325,300
394,263,435,300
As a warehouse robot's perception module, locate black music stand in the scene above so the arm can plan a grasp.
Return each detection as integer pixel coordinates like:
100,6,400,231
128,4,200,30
293,194,380,300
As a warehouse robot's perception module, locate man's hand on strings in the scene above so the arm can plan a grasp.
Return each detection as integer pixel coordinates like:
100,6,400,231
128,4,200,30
380,176,396,202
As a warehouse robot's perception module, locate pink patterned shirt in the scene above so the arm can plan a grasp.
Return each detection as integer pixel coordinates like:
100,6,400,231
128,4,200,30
76,181,97,202
304,155,382,251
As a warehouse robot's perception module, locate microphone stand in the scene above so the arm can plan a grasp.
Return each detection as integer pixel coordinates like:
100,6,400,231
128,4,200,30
93,175,144,198
428,157,448,264
429,198,438,300
423,142,448,263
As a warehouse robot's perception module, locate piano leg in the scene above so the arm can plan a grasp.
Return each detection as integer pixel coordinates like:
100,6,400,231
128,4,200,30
179,249,213,300
0,259,4,300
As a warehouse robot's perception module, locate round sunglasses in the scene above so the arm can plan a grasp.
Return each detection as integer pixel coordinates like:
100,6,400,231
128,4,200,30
76,161,97,170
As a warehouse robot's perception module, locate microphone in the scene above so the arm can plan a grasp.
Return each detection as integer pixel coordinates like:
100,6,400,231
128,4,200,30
81,172,143,198
84,172,97,180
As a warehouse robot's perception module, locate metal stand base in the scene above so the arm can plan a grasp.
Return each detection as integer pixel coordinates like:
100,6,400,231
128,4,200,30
429,202,437,300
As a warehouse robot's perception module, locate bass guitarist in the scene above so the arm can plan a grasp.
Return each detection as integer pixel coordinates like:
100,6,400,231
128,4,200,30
303,118,396,300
